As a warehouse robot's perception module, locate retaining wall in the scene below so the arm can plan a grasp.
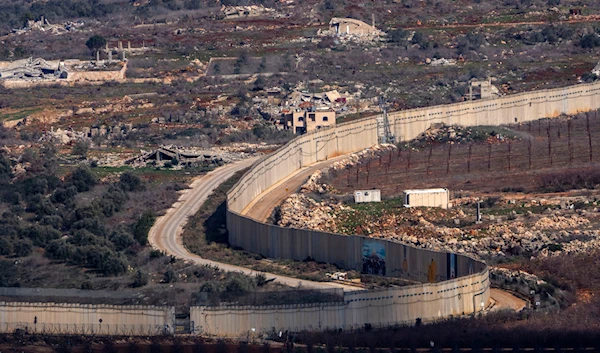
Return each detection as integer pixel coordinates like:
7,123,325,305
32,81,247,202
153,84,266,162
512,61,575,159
217,80,600,337
0,302,174,336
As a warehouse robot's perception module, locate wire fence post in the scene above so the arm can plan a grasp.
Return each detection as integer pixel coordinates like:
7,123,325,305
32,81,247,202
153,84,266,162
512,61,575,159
528,138,532,169
446,144,452,175
487,143,492,171
507,141,511,171
427,144,433,175
467,144,472,174
547,125,552,167
567,118,572,165
587,112,594,162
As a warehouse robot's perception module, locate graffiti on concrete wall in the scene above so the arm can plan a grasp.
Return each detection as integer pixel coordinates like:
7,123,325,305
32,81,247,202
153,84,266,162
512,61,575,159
362,240,386,275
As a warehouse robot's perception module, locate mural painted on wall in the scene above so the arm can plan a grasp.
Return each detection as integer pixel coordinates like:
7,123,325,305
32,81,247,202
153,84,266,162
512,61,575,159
362,240,386,275
447,253,458,279
427,259,437,283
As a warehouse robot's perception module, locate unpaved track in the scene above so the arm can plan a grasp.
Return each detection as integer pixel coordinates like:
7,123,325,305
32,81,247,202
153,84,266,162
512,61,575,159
490,288,527,312
148,157,360,291
242,155,349,221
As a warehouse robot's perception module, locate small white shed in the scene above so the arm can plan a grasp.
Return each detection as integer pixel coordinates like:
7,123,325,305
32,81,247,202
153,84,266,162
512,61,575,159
354,189,381,203
403,188,449,209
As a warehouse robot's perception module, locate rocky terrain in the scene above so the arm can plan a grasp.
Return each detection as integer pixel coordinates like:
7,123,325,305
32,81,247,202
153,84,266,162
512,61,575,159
277,150,600,262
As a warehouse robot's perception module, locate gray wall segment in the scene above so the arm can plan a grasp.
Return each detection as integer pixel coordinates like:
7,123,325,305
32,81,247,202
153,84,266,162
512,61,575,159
191,269,489,337
222,81,600,337
0,302,175,336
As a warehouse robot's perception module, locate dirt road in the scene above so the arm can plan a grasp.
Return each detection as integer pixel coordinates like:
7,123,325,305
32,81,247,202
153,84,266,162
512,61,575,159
490,288,528,312
242,155,348,221
148,157,361,291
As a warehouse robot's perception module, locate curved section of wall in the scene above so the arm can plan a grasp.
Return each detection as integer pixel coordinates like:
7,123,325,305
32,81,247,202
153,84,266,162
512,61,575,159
193,271,489,337
0,302,174,336
218,81,600,338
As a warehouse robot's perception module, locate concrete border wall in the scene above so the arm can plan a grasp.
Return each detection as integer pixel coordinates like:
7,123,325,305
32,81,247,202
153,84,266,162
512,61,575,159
191,271,489,337
0,302,174,336
219,81,600,337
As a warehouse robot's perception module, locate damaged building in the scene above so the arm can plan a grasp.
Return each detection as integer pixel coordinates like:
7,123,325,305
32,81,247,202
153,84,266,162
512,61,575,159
126,146,224,167
0,57,127,89
0,58,67,80
329,17,378,36
283,107,336,134
468,79,502,100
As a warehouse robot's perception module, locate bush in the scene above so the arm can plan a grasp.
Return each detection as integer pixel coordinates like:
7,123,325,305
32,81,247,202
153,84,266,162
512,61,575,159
46,239,75,261
225,274,256,294
388,28,408,44
66,167,97,192
119,172,144,192
20,224,61,247
13,238,33,257
580,33,600,48
133,210,155,245
0,260,17,287
132,269,148,287
0,237,13,255
163,269,176,283
110,230,135,251
71,140,90,158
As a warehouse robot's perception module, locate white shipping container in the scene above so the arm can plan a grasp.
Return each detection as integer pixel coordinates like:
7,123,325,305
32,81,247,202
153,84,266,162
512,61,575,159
403,188,449,209
354,189,381,203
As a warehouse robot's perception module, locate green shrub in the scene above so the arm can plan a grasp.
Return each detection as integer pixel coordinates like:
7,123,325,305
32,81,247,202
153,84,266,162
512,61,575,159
132,269,148,288
133,210,155,245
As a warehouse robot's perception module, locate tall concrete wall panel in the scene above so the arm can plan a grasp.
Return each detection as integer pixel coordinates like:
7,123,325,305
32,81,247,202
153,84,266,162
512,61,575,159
0,302,174,336
389,81,600,142
224,81,600,337
192,269,489,337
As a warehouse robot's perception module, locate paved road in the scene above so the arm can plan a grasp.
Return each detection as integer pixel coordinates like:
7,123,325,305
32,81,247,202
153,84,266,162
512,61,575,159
239,159,529,312
149,155,528,309
148,157,360,291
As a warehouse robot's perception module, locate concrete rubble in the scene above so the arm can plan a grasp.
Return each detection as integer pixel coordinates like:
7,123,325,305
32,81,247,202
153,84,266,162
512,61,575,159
12,16,85,36
221,5,282,19
408,123,516,145
329,144,397,171
126,143,269,168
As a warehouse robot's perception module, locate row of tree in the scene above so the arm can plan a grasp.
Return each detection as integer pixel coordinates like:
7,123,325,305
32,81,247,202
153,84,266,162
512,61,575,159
0,149,155,277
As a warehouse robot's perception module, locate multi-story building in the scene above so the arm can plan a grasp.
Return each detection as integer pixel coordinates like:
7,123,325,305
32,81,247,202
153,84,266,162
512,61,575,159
283,108,336,134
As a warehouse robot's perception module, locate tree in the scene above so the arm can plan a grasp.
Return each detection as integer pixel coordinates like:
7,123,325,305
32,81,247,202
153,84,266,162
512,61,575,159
66,166,97,192
132,269,148,287
580,33,600,48
119,172,143,192
72,140,90,158
86,35,106,53
389,29,408,44
133,210,155,245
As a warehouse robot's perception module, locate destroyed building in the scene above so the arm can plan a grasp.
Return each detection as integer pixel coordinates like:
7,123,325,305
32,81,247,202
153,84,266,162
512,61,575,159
329,18,378,36
468,79,501,100
0,58,67,80
0,58,127,89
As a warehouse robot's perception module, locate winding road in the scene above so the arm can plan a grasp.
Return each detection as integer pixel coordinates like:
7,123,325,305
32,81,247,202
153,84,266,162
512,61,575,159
148,155,527,308
147,157,360,291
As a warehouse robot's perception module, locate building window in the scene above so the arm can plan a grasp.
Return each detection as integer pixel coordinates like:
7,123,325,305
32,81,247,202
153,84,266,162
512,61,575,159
309,113,316,122
298,117,304,122
323,116,329,122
